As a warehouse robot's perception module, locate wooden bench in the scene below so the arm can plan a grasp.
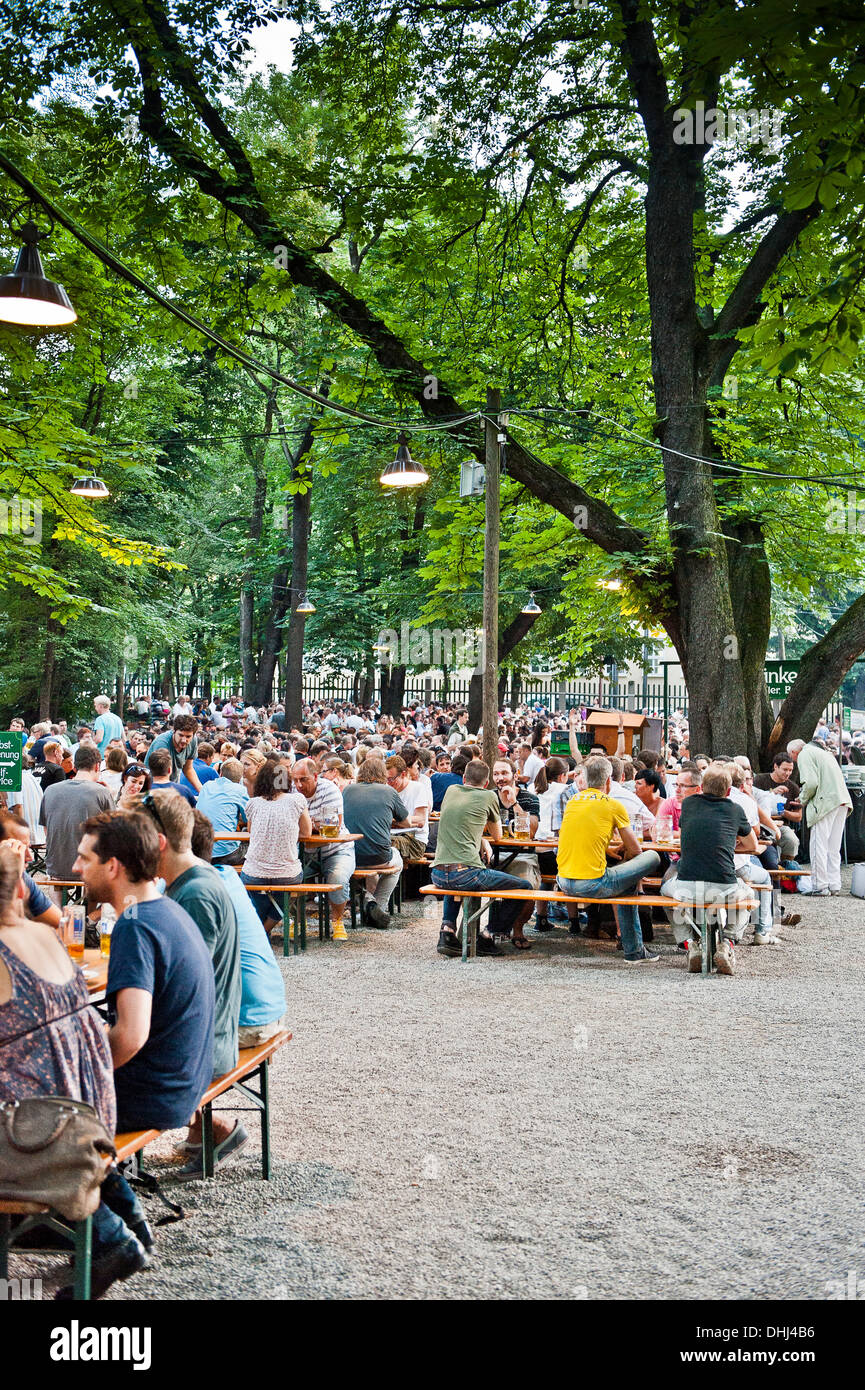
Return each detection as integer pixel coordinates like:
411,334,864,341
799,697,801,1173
0,1197,93,1301
419,885,756,972
242,883,340,953
349,866,400,929
197,1029,292,1179
0,1128,158,1302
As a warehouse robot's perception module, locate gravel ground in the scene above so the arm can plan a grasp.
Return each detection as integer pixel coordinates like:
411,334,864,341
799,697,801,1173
17,876,865,1300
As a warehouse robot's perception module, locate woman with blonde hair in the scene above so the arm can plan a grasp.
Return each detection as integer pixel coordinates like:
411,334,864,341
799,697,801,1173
239,748,266,797
321,757,354,792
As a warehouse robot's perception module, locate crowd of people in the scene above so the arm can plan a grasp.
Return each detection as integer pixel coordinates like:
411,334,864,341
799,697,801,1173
0,690,856,1297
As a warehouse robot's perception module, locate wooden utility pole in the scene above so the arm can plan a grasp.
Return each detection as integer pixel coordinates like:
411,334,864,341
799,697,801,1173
482,387,501,773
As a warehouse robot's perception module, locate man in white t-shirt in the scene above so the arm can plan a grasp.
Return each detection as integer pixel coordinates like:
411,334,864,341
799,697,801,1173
386,756,433,845
728,764,776,941
608,756,654,836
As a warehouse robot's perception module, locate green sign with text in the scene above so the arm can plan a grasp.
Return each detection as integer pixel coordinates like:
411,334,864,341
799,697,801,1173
0,732,23,792
765,661,800,699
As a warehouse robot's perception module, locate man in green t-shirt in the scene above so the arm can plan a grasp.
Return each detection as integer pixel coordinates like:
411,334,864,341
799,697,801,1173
143,789,244,1181
144,714,202,792
431,760,536,957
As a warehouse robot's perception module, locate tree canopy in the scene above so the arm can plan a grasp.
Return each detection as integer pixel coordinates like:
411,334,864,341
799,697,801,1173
1,0,864,754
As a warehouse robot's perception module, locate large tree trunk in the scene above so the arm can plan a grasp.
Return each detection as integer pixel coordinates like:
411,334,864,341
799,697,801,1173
381,664,407,716
239,590,256,700
40,616,59,721
257,396,324,713
240,441,268,701
283,478,312,727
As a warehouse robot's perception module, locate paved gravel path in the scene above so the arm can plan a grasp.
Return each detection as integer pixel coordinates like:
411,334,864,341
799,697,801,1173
22,879,865,1300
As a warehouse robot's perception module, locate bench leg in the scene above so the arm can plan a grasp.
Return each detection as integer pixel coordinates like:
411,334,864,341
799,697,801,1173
350,880,359,931
697,904,710,976
298,894,307,953
459,899,480,960
0,1213,9,1279
202,1103,215,1179
73,1215,92,1301
260,1061,271,1180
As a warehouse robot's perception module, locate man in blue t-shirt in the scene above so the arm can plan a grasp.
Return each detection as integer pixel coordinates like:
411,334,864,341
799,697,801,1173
194,759,248,865
179,742,220,797
429,750,463,811
191,812,286,1046
93,696,125,755
73,810,215,1132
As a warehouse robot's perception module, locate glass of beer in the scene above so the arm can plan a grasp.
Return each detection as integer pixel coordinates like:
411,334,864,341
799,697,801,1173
321,813,340,839
62,904,86,962
99,916,114,960
514,809,530,841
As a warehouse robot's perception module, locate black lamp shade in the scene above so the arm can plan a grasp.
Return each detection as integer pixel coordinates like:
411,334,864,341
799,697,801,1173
0,224,77,327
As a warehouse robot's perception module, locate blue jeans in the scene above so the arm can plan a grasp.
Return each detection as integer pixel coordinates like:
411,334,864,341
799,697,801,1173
90,1167,146,1255
738,858,773,932
557,851,661,960
431,865,530,934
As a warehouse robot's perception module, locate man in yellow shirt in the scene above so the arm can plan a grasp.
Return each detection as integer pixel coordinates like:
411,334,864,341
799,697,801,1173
557,756,661,962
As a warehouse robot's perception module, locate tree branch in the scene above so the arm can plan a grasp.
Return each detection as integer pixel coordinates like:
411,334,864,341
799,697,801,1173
707,204,822,385
616,0,672,154
769,594,865,755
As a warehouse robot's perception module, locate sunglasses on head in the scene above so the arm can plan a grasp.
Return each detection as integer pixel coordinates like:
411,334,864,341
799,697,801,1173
140,792,166,834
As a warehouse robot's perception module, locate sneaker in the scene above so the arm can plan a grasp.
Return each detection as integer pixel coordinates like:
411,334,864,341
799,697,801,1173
437,930,462,958
625,949,660,963
533,917,554,932
170,1123,249,1182
829,888,843,896
688,943,703,972
476,933,504,957
753,932,783,946
364,900,391,930
779,911,801,927
55,1237,150,1301
332,920,349,941
714,940,735,975
802,888,830,896
130,1218,155,1254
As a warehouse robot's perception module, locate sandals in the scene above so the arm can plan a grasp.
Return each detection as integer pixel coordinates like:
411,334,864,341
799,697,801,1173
511,935,533,950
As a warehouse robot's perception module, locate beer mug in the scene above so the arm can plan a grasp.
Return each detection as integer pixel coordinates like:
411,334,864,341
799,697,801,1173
514,809,530,841
61,904,86,962
321,813,340,840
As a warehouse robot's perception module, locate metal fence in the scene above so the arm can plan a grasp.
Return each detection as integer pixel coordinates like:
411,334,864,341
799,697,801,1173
126,669,688,717
297,675,690,718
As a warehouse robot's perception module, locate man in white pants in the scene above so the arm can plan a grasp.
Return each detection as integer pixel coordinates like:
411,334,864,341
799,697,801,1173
787,737,852,895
